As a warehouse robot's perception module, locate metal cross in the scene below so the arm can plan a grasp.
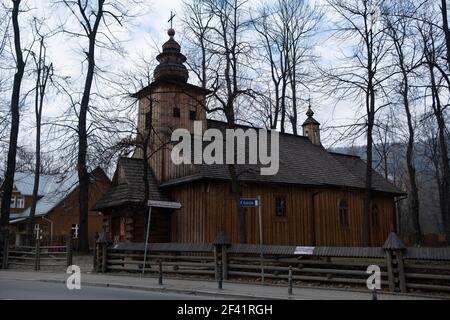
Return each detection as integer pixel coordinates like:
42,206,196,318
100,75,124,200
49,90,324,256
72,224,79,239
34,224,42,240
168,11,176,29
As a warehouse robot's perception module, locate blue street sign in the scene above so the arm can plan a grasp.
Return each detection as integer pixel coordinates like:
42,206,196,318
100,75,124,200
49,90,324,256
240,198,259,207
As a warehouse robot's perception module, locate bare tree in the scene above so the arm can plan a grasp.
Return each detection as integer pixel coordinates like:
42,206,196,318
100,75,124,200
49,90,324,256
182,0,214,89
187,0,254,243
419,19,450,243
57,0,141,252
440,0,450,71
383,0,423,244
324,0,391,246
26,28,53,246
0,0,25,238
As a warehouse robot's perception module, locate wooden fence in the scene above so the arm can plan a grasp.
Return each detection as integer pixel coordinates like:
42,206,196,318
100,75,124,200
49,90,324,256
3,238,72,271
96,232,450,295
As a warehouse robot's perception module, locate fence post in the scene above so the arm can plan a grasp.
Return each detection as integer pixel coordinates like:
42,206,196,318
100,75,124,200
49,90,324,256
93,232,99,271
158,260,163,285
221,244,229,280
288,265,293,295
213,226,231,281
101,242,107,273
34,239,40,271
218,261,223,290
395,249,407,293
213,245,220,280
66,237,73,267
2,235,9,270
95,242,102,273
383,232,407,293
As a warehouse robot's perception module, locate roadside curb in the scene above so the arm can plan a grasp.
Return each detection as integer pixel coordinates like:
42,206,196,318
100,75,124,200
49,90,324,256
26,278,297,300
0,271,443,300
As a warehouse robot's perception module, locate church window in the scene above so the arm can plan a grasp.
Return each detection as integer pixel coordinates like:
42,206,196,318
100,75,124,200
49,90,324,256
339,200,349,227
145,111,152,129
275,197,286,217
173,107,180,118
11,196,16,208
305,130,309,137
189,110,196,120
371,204,379,227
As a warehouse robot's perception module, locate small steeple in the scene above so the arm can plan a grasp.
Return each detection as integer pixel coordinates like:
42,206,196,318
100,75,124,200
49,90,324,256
153,28,189,83
302,100,321,146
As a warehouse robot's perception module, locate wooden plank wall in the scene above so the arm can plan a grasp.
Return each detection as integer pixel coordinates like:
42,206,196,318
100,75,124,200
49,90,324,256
169,181,396,247
134,84,207,184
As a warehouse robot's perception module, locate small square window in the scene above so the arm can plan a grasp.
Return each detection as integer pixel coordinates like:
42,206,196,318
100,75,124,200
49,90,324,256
275,197,286,217
189,110,196,120
17,196,25,209
173,107,181,118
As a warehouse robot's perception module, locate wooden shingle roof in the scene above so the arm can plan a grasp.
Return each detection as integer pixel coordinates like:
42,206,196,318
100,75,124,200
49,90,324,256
94,158,170,210
161,120,404,195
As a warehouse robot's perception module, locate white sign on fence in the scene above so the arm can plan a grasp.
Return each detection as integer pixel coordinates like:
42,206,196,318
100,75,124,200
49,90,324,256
294,246,315,255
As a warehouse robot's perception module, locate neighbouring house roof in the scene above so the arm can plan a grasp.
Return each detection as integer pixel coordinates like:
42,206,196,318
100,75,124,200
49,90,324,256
93,158,170,210
11,172,66,197
9,168,109,223
9,172,79,223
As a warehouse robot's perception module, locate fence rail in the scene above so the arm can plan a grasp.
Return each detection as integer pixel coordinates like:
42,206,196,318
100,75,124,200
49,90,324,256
3,238,72,271
96,232,450,296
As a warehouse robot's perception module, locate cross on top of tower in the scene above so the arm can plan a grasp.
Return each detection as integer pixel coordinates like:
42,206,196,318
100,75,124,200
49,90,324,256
168,11,176,29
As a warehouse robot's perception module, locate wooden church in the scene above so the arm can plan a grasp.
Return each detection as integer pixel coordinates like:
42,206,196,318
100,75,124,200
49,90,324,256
94,28,404,247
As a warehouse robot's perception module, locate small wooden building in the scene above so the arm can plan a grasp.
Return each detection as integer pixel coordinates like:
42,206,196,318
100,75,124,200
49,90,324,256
94,29,404,247
7,168,110,247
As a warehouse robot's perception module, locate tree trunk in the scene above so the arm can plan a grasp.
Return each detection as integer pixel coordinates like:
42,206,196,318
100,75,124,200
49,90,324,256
441,0,450,71
227,164,246,244
0,0,25,239
362,70,375,247
77,34,96,253
27,37,50,246
402,73,422,245
428,63,450,244
76,0,105,253
290,68,298,135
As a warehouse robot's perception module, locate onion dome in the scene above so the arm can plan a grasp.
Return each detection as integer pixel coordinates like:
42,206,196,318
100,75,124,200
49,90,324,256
302,105,320,126
153,29,189,83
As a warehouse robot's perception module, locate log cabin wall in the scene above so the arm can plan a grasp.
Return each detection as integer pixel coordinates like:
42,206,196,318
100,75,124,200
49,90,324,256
168,181,396,247
44,177,110,246
102,206,170,243
133,84,207,184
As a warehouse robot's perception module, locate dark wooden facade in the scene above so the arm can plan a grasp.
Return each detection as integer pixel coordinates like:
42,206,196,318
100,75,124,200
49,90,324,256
95,28,402,247
167,181,395,247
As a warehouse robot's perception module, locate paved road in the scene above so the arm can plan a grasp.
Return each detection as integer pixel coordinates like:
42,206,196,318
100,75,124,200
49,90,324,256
0,279,208,300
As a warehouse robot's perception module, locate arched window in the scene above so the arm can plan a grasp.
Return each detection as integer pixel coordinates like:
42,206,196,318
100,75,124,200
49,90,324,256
371,204,379,227
339,200,349,227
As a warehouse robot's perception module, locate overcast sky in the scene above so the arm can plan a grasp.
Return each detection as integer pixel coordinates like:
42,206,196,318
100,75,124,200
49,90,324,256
1,0,374,157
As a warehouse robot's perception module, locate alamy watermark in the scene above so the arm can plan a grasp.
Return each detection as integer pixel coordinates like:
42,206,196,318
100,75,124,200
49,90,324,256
366,265,381,290
66,265,81,290
170,121,280,176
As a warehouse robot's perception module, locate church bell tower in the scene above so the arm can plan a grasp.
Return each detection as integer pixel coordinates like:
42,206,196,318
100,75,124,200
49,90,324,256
132,27,211,183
